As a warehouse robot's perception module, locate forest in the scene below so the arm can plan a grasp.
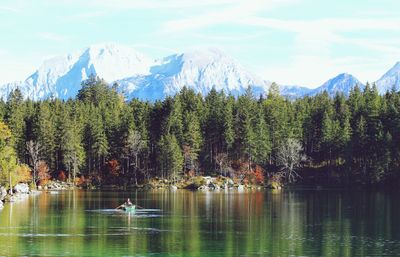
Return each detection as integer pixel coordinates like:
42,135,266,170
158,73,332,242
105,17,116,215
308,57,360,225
1,75,400,188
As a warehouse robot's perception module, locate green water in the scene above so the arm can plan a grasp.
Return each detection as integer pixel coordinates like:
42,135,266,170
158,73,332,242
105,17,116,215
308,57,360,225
0,189,399,256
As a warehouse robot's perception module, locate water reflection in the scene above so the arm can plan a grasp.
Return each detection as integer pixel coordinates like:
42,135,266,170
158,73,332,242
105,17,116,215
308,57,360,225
0,189,399,256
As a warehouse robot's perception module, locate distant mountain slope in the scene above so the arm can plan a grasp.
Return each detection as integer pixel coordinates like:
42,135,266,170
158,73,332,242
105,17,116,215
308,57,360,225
280,85,313,99
376,62,400,94
1,43,399,100
0,43,153,100
308,73,364,97
117,48,269,101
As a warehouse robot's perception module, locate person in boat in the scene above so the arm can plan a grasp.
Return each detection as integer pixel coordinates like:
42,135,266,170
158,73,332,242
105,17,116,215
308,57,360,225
125,198,133,207
117,198,134,209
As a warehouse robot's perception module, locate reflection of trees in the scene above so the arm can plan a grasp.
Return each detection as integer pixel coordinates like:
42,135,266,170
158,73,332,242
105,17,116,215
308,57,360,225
0,190,399,256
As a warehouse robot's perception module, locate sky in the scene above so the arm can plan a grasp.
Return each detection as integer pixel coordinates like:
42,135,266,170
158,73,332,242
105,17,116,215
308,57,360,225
0,0,399,88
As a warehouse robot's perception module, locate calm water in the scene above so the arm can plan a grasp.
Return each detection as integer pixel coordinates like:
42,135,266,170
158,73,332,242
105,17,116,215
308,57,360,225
0,189,400,256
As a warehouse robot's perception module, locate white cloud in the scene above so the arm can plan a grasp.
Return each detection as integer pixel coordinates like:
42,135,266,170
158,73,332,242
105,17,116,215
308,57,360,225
163,0,301,32
260,55,383,88
241,17,400,86
49,0,244,10
38,32,68,42
67,11,106,20
0,5,20,13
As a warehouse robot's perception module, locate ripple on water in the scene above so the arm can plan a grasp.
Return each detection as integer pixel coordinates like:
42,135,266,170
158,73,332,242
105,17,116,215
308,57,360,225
85,208,163,218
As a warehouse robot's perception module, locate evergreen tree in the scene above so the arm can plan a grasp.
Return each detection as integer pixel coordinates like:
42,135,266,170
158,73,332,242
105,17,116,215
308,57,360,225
5,89,26,160
236,87,256,170
253,104,271,165
35,101,56,172
157,134,184,181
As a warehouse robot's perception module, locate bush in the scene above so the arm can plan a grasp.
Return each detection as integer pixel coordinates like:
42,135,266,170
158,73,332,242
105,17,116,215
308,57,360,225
15,164,32,183
58,170,67,182
192,176,206,187
253,165,265,185
38,161,51,186
74,175,85,186
105,159,120,178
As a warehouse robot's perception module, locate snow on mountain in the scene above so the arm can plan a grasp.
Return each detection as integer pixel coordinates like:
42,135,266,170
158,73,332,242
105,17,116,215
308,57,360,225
117,48,269,101
308,73,364,97
280,85,312,99
0,43,153,100
376,62,400,94
3,43,399,101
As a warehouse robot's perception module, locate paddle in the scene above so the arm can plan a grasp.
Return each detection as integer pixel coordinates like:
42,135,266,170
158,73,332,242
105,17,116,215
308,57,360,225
115,204,125,209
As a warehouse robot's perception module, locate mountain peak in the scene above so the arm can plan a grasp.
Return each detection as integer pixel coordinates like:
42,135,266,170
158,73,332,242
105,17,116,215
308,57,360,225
2,43,398,101
0,43,153,100
118,47,268,101
85,43,147,60
309,72,363,96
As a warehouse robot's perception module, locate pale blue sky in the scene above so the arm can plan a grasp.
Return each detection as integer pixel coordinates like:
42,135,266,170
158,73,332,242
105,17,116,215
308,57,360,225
0,0,399,87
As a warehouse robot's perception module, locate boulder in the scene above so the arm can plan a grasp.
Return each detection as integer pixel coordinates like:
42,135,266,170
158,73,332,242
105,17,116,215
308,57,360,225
265,181,282,190
14,183,29,194
142,184,154,190
197,185,208,191
208,182,220,190
0,186,7,201
203,176,212,185
226,179,234,188
237,185,244,191
170,185,178,191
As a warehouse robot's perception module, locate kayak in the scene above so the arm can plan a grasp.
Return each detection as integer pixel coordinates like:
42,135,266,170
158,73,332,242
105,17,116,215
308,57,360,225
123,205,136,212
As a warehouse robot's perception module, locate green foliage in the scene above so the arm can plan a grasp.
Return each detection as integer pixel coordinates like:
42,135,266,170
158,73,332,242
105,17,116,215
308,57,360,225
157,134,184,181
2,77,400,185
0,121,31,187
5,89,26,159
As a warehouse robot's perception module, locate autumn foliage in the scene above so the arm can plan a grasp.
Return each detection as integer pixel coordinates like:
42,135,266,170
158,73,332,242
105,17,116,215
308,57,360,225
38,161,51,186
15,164,32,183
58,170,67,181
74,175,86,186
251,165,265,185
105,159,120,178
230,160,265,185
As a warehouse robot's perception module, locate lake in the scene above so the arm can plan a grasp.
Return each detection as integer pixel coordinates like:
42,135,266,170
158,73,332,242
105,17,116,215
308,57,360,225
0,189,399,256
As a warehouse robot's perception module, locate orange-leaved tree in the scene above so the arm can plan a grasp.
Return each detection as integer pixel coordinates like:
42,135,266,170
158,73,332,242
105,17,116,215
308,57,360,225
37,161,51,186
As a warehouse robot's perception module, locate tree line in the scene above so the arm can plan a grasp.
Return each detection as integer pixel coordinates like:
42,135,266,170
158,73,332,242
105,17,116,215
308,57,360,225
1,75,400,187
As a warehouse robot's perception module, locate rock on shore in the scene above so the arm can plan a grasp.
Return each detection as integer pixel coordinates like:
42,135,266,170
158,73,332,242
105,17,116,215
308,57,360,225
0,186,6,209
14,183,30,194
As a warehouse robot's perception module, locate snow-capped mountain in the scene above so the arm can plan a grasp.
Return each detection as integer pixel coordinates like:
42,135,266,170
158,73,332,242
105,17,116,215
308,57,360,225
376,62,400,94
308,73,364,97
280,85,312,99
117,48,269,101
1,42,400,100
0,43,153,100
0,45,269,101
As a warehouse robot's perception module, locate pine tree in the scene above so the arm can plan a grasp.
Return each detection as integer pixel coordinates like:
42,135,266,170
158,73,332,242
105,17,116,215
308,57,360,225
182,111,202,173
84,106,109,173
253,104,271,165
5,89,26,160
60,105,85,182
236,87,256,170
35,101,57,172
223,95,235,152
157,134,183,181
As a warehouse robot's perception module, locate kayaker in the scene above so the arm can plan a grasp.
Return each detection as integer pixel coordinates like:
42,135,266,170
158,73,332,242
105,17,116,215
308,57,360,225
125,198,133,207
116,198,133,209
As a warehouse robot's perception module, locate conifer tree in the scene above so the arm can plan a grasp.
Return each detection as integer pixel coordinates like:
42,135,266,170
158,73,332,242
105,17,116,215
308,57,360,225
5,89,26,160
